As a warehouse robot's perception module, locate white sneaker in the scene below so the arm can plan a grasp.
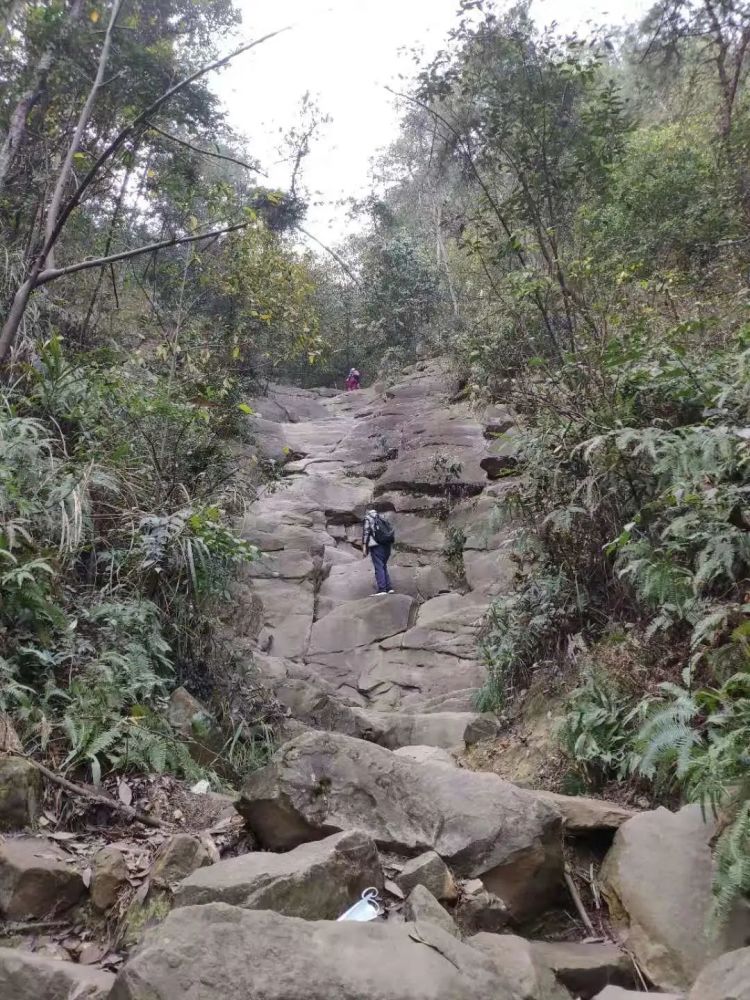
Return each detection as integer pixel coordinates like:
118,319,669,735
387,589,395,594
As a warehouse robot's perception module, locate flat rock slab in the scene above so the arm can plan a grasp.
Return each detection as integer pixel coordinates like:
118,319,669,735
316,559,450,618
174,829,382,920
532,791,635,832
530,941,635,998
236,730,563,922
308,594,414,655
355,647,486,711
594,990,684,1000
601,803,750,992
352,709,498,750
110,903,520,1000
0,837,84,919
0,948,114,1000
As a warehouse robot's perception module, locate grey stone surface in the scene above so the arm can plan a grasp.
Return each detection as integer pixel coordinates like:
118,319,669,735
175,829,382,920
237,729,563,921
110,903,521,1000
601,804,750,992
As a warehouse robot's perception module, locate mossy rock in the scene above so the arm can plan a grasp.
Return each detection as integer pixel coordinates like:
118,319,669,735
121,889,172,950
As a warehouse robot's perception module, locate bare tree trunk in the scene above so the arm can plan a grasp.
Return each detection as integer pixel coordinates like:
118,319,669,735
44,0,124,269
433,201,459,321
0,50,54,195
0,0,85,196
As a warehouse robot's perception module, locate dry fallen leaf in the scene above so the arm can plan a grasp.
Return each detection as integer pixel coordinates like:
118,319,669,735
81,867,92,889
118,779,133,807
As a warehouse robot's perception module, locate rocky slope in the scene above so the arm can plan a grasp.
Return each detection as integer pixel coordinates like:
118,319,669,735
226,358,517,734
1,360,749,1000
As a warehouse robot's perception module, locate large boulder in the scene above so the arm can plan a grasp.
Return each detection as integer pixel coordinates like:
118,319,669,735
174,829,382,920
0,837,84,919
601,804,750,991
0,757,42,831
110,903,519,1000
529,941,636,998
688,946,750,1000
236,730,563,921
0,948,114,1000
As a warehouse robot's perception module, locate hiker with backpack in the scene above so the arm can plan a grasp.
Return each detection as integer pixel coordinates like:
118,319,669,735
345,368,361,391
362,508,395,595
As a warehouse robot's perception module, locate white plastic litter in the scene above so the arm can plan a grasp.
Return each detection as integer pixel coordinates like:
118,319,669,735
336,887,383,922
190,779,210,794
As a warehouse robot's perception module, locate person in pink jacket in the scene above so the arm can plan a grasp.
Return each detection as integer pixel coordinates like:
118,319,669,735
345,368,361,391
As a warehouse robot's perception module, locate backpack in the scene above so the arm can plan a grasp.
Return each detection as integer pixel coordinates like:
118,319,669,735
371,513,395,545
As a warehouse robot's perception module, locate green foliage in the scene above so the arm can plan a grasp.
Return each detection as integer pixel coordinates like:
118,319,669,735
0,339,269,786
585,121,738,272
560,671,646,784
477,570,586,711
636,671,750,923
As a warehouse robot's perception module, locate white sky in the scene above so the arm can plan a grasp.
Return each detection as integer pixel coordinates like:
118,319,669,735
213,0,649,243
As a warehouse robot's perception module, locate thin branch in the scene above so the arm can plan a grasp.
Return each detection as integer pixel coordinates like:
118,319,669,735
9,750,163,829
148,123,266,175
35,221,251,286
45,28,290,259
297,225,360,286
44,0,125,268
564,865,596,936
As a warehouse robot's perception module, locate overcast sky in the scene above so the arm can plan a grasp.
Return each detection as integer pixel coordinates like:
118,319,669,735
213,0,649,243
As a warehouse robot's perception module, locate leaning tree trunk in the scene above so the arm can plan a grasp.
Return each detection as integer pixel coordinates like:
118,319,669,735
0,0,85,197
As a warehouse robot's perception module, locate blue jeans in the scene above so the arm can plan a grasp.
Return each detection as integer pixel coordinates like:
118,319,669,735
369,543,392,593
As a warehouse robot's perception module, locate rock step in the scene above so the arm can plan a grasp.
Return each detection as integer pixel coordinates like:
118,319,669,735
110,904,521,1000
351,708,499,749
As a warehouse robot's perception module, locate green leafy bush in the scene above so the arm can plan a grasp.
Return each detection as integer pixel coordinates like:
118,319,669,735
560,671,647,784
0,339,268,787
636,670,750,924
477,570,587,711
